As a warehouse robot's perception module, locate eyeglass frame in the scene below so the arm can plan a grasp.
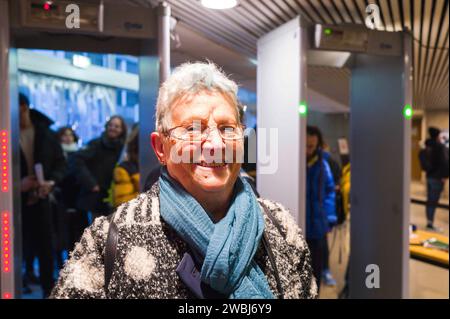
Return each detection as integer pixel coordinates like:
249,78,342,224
163,122,246,142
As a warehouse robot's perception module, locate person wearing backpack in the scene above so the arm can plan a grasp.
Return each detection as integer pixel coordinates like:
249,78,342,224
420,127,449,231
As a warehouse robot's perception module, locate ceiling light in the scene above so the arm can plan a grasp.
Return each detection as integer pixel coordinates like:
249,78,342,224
201,0,238,10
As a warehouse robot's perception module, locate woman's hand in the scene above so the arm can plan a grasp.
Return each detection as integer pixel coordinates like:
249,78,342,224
38,181,55,198
21,175,38,193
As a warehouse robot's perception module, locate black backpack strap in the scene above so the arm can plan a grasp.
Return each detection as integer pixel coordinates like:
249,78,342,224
260,201,286,239
104,213,119,294
261,233,284,299
260,201,285,299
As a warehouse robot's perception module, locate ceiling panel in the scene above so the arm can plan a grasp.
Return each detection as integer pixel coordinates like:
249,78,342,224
139,0,448,110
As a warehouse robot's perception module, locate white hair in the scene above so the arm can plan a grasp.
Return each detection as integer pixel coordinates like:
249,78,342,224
155,62,240,132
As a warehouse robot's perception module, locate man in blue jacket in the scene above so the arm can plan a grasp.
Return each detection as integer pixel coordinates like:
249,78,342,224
306,126,337,291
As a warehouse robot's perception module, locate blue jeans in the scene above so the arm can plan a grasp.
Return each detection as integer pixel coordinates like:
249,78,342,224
426,177,444,225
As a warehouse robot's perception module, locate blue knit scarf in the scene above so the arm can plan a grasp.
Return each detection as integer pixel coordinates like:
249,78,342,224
159,168,274,299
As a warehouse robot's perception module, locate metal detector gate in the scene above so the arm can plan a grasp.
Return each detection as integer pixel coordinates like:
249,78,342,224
0,0,170,298
257,19,412,298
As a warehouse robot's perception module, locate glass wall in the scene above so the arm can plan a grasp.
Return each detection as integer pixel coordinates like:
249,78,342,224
18,49,139,145
18,49,258,145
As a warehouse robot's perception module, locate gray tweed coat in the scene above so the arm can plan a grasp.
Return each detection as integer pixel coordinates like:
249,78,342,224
50,183,317,299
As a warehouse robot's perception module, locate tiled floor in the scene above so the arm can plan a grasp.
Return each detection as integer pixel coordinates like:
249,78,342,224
320,181,449,299
409,181,448,299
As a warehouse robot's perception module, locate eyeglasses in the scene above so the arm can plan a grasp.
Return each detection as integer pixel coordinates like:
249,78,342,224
165,123,245,142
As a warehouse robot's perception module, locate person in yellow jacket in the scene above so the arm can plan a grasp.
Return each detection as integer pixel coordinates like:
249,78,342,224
340,162,351,218
113,125,140,207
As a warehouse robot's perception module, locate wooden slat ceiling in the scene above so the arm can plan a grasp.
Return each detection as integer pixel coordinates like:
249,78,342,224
138,0,448,110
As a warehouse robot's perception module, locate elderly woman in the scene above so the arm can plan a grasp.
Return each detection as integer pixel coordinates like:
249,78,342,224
51,62,317,299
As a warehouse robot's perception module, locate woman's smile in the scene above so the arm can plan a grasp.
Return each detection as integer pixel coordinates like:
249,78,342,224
194,162,228,168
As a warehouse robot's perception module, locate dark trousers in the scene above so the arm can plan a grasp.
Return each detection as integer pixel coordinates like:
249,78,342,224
426,177,444,225
52,199,67,270
22,200,55,297
66,210,89,252
322,235,330,270
307,236,326,292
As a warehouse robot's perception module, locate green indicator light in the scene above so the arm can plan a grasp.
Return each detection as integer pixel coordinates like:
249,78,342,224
324,28,332,35
403,104,413,119
299,102,308,117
